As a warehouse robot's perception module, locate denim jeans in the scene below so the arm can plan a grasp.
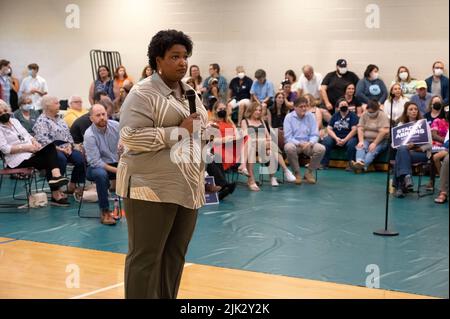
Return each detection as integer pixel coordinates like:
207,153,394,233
355,140,388,169
393,145,428,188
86,166,116,211
321,136,358,166
56,149,86,184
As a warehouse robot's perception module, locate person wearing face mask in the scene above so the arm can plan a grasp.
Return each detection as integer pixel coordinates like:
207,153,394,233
0,99,70,206
227,66,253,126
356,64,388,110
392,66,417,99
424,96,446,126
13,96,40,134
320,59,359,120
353,99,390,173
425,61,449,105
18,63,48,112
320,98,359,170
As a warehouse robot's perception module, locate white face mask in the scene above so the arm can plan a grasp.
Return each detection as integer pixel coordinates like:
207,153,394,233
338,67,347,75
367,111,379,118
237,72,245,79
399,72,408,81
22,104,33,111
434,68,444,77
28,69,34,76
371,72,379,80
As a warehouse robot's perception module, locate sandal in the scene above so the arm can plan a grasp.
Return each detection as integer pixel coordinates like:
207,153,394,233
434,192,448,204
248,183,260,192
238,167,250,176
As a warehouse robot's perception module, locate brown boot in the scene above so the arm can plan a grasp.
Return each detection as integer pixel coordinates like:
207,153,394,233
101,210,117,226
295,174,302,185
304,169,316,184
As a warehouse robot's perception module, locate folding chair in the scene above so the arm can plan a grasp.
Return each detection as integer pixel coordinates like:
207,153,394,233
0,165,35,211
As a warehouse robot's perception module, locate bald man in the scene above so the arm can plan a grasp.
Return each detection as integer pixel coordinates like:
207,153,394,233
83,104,121,225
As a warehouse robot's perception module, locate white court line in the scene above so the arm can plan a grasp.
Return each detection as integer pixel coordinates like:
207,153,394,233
69,263,194,299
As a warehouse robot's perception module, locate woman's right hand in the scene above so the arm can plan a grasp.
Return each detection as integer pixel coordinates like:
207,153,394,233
179,113,200,135
357,141,364,149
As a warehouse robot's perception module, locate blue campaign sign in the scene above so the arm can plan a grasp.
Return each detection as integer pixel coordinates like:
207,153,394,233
391,119,431,148
204,176,219,205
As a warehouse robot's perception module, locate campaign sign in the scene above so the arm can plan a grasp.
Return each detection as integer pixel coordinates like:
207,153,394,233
204,176,219,205
392,119,431,148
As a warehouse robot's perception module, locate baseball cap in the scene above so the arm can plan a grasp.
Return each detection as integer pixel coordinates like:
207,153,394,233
336,59,347,68
416,80,427,89
208,77,218,85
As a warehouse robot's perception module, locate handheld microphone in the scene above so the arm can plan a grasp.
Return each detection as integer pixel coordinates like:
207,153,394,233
185,89,197,114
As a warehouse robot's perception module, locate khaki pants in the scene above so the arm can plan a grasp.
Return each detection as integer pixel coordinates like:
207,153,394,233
124,198,198,299
284,142,325,175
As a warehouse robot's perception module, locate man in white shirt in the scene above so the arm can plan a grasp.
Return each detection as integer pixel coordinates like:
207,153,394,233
19,63,48,112
296,65,323,100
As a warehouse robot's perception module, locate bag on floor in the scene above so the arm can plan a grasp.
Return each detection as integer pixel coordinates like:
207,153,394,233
28,192,48,208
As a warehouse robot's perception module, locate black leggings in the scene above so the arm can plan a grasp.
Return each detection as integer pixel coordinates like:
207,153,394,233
17,143,60,190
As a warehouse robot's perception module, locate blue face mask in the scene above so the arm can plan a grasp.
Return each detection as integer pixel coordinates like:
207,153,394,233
22,104,33,111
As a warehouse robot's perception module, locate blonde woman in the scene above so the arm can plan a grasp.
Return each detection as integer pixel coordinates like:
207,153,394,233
241,102,296,190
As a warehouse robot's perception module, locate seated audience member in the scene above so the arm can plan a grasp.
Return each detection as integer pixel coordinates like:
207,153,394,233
424,95,445,126
241,102,296,190
206,102,242,199
425,61,449,105
321,59,359,121
202,63,228,102
0,99,69,206
356,64,388,109
63,96,88,128
206,77,221,106
227,66,253,125
304,93,325,139
113,65,133,100
352,99,390,173
268,92,289,129
18,63,48,112
89,65,115,105
297,65,323,100
187,65,203,94
250,69,275,119
434,131,448,204
13,96,39,134
283,69,298,90
392,102,431,198
341,83,362,116
392,66,417,99
281,79,297,109
430,111,449,177
70,92,112,145
114,79,133,118
410,81,433,115
0,60,11,107
84,104,122,225
321,98,359,170
283,97,325,184
383,83,409,122
140,65,153,81
33,96,86,194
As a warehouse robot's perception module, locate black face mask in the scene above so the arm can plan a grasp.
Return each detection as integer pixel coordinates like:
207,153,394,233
217,110,227,118
0,113,10,123
340,106,348,113
432,103,442,111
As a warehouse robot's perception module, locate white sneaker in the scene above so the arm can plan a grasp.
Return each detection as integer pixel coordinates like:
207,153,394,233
271,177,279,187
284,169,296,183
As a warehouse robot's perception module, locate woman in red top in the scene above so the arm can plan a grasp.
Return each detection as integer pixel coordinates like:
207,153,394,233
210,101,247,172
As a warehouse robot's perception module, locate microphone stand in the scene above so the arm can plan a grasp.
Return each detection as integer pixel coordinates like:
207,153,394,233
374,95,399,237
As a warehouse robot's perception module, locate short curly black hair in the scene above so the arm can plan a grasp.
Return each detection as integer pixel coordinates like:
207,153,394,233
147,30,193,71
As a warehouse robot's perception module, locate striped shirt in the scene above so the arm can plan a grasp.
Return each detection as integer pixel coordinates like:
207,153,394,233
116,73,208,210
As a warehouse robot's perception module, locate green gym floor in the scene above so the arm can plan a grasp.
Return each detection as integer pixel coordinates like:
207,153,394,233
0,168,448,298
